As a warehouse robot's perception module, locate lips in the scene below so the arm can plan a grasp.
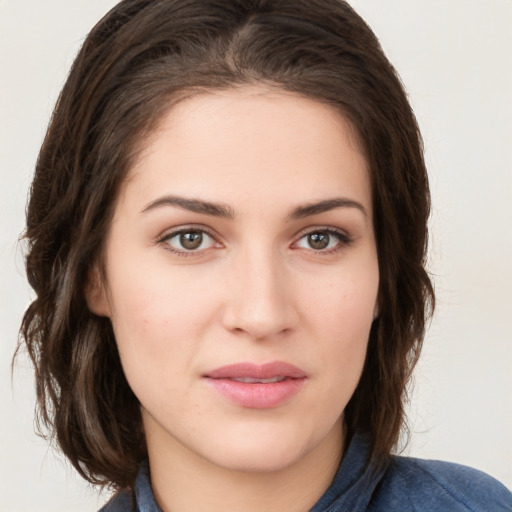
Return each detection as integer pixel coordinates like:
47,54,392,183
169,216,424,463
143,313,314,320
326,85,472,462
206,361,307,380
204,361,307,409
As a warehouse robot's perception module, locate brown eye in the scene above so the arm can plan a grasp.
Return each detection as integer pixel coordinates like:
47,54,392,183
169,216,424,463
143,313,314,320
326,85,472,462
307,232,330,250
162,229,216,253
294,229,350,252
180,231,203,250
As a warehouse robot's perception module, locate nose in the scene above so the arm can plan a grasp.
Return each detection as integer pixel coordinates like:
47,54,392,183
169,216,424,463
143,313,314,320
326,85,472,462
221,245,296,341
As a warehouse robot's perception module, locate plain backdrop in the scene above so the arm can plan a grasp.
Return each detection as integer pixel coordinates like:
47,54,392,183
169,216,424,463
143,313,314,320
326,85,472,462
1,1,511,510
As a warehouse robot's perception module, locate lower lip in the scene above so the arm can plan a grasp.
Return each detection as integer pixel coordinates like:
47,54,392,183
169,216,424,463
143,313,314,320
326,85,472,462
205,378,306,409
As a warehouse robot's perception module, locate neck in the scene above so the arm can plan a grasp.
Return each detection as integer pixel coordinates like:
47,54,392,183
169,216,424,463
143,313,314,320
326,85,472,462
145,418,345,512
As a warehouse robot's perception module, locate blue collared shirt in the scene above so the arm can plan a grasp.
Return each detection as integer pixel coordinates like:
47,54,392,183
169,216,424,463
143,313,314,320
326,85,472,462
99,433,512,511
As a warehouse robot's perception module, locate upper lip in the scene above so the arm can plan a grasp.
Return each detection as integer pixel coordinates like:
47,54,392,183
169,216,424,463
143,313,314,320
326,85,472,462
205,361,307,380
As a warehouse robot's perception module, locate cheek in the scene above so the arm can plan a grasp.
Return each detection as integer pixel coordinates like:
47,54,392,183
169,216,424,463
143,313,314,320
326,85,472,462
302,254,378,387
105,260,215,385
306,258,379,337
104,252,235,392
108,252,216,333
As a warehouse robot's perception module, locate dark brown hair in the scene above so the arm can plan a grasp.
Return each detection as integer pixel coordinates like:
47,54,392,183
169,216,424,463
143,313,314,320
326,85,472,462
19,0,434,489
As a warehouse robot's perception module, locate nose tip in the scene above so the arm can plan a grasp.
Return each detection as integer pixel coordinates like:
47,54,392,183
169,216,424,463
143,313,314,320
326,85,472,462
221,256,295,341
223,302,290,341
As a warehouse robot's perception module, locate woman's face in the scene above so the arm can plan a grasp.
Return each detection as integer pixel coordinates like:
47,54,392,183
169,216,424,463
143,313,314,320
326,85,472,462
89,87,379,473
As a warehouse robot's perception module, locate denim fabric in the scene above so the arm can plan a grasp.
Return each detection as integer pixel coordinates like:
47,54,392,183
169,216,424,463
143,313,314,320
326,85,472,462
99,433,512,511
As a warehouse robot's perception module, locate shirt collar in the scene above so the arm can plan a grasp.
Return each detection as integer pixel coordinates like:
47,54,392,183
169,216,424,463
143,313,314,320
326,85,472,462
310,432,389,511
133,432,387,512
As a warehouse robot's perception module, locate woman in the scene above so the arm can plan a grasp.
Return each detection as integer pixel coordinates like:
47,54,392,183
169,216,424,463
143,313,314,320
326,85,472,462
18,0,512,511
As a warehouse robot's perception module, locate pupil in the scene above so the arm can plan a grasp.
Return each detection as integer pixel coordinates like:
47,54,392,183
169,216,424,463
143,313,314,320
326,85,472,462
180,232,202,250
308,232,329,250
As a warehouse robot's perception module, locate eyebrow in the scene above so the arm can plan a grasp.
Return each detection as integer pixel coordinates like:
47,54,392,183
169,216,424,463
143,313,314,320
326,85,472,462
141,195,367,220
141,195,234,218
287,197,368,221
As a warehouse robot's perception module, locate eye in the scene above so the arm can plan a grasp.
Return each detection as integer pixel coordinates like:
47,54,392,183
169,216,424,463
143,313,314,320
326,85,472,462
294,229,351,252
160,228,217,253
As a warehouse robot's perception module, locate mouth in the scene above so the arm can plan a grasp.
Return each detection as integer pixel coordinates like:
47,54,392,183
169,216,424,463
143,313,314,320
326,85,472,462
229,376,288,383
204,361,307,409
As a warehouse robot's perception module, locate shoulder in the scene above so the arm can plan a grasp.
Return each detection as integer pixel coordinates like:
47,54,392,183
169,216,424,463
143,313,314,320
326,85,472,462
371,456,512,512
98,490,136,512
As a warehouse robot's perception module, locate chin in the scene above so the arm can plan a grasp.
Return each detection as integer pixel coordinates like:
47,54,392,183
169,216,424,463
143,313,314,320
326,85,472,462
197,418,339,474
206,438,309,473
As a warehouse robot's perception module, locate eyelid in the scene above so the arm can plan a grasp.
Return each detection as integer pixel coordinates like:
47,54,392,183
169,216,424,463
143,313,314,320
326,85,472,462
157,225,223,254
291,226,353,252
156,224,352,256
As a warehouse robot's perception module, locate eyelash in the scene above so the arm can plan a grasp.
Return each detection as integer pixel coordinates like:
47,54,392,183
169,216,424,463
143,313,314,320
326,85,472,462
292,227,353,255
157,226,353,256
158,226,220,257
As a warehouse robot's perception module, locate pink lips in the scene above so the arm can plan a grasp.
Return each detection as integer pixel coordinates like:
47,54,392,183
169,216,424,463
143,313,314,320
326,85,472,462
204,362,307,409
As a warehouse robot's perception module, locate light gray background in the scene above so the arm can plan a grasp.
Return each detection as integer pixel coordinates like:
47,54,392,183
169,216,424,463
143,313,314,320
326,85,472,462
1,1,511,510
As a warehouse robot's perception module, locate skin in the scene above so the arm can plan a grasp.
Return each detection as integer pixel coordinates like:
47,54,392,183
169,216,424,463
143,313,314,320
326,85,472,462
88,86,379,512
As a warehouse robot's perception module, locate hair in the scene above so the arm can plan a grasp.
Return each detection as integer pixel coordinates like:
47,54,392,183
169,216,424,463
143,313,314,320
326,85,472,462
19,0,434,489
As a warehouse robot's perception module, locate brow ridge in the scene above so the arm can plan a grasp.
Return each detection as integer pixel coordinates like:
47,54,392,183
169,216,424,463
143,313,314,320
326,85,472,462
288,198,367,220
142,195,366,221
141,195,234,218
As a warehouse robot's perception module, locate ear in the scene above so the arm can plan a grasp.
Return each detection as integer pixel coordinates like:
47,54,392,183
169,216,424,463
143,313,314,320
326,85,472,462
373,301,379,321
84,264,111,317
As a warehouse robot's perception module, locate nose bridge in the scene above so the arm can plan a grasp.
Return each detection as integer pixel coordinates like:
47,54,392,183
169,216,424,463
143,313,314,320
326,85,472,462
222,240,293,339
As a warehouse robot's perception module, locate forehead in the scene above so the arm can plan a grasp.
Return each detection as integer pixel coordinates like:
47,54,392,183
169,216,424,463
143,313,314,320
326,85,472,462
121,86,371,214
